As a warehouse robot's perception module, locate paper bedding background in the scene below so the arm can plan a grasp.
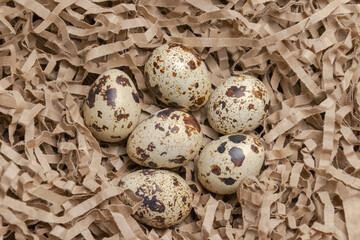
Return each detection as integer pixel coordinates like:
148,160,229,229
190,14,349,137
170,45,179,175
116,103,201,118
0,0,360,239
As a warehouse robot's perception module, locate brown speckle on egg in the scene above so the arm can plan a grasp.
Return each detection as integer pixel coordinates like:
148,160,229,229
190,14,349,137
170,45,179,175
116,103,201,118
229,147,245,167
211,165,221,176
116,75,131,87
170,113,180,120
142,169,155,175
173,177,179,186
111,135,121,139
170,126,179,134
136,188,165,213
147,142,156,151
91,123,108,132
157,108,178,119
217,142,227,153
251,145,259,153
86,75,109,108
154,184,164,194
114,109,129,121
155,216,166,223
220,101,226,109
248,104,255,110
155,123,165,131
252,89,263,100
226,86,246,98
194,96,205,105
188,60,196,70
219,177,236,185
228,134,246,143
169,155,186,164
136,147,150,161
87,89,97,108
148,161,158,168
183,114,201,137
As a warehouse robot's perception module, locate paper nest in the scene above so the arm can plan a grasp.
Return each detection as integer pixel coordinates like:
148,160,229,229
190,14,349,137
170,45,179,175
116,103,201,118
0,0,360,239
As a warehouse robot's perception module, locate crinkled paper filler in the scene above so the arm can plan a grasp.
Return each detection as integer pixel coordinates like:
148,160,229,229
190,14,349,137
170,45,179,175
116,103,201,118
1,0,360,239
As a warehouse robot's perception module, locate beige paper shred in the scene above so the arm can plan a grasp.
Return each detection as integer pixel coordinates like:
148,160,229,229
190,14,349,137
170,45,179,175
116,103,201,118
0,0,360,239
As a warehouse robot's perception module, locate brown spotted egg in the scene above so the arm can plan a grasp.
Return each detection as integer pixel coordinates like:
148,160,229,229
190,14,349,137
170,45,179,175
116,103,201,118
126,108,202,168
207,75,270,134
118,169,193,228
197,134,265,195
144,43,211,111
83,69,141,142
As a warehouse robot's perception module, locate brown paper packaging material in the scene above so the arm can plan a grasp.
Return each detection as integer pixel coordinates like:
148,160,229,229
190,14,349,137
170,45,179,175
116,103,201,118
0,0,360,239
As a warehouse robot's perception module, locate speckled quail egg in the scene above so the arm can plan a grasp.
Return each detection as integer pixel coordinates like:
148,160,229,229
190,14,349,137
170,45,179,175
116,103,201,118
126,108,202,168
83,69,141,142
207,75,270,134
197,134,265,195
118,169,193,228
144,43,211,111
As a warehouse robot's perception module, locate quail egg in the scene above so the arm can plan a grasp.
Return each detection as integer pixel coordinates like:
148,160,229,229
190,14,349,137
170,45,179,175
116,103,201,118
118,169,193,228
126,108,202,168
144,43,211,111
83,69,141,142
197,134,265,195
207,75,270,134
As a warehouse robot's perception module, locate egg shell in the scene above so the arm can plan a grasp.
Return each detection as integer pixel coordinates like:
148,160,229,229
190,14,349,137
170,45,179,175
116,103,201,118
118,169,193,228
144,43,211,111
207,75,270,134
126,108,202,168
197,134,265,195
83,69,141,142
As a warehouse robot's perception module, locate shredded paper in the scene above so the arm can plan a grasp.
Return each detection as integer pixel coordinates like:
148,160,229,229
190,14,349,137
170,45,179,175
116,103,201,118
0,0,360,239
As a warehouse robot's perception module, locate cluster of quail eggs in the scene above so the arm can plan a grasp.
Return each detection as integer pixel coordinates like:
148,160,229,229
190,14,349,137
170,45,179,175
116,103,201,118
83,43,270,228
